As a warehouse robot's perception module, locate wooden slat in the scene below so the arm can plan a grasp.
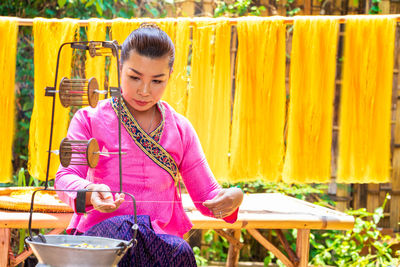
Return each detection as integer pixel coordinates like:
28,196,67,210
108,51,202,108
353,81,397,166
275,229,299,265
336,184,350,211
247,228,294,267
0,228,10,267
390,31,400,231
367,184,380,213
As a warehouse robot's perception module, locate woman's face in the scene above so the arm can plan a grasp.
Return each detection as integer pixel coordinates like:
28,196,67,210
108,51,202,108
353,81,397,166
120,50,170,112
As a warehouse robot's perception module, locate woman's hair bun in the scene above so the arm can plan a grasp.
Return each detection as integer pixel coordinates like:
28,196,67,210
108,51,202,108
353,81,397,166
139,22,161,30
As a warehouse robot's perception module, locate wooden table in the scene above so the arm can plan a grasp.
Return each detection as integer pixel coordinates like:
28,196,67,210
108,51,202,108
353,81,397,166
0,193,354,267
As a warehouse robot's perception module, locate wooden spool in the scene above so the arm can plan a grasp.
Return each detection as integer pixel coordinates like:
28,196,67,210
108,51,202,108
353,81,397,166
59,77,99,108
59,138,100,168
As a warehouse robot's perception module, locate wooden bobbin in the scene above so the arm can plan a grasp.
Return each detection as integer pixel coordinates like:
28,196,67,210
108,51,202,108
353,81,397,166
59,138,100,168
59,77,99,108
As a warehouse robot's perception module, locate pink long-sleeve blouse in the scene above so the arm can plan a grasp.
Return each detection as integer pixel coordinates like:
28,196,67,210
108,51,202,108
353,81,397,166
55,98,237,237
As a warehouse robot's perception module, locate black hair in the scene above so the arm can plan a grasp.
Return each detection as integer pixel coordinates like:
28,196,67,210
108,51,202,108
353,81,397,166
120,23,175,69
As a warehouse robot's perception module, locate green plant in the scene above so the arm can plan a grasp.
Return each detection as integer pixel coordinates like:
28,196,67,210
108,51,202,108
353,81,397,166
285,0,301,16
193,246,208,266
214,0,266,17
369,0,382,14
310,194,400,266
203,230,230,262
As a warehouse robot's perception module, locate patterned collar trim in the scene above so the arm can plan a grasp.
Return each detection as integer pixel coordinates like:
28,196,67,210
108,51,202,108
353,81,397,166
110,97,178,184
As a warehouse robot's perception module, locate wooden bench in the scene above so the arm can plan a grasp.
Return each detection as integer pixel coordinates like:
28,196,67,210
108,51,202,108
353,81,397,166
0,193,354,267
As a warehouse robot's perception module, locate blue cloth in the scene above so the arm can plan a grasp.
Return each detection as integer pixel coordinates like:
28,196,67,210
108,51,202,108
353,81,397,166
84,215,197,267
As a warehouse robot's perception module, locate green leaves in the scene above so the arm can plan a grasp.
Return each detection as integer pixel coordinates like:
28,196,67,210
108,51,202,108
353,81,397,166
369,0,382,14
310,194,399,266
145,3,160,17
214,0,266,17
58,0,68,8
192,246,208,266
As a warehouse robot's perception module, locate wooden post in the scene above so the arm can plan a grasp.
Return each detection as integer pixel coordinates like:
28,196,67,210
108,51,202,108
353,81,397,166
0,228,10,267
303,0,312,14
367,184,380,213
226,230,241,267
336,184,350,211
296,229,310,267
390,31,400,231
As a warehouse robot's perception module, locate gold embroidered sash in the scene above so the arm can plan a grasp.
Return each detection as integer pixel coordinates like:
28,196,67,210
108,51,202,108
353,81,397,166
111,97,179,185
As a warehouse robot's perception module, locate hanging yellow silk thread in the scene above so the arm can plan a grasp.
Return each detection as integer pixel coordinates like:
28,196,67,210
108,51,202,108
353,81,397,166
109,18,142,88
85,18,107,100
186,19,217,176
186,18,214,145
158,18,176,44
207,18,231,182
160,18,190,115
283,17,339,184
186,18,231,182
338,16,395,183
28,18,79,180
230,17,286,182
0,18,18,183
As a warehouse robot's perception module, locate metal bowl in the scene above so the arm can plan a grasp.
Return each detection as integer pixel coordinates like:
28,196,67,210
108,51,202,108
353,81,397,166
26,235,131,267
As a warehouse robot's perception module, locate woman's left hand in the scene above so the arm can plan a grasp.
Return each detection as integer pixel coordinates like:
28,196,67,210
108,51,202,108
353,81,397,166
202,188,244,219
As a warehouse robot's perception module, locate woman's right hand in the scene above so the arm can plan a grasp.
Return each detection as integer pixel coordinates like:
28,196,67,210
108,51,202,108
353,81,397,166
85,184,125,213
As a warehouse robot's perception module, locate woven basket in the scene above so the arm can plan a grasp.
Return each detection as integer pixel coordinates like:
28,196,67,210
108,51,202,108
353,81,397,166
0,187,73,213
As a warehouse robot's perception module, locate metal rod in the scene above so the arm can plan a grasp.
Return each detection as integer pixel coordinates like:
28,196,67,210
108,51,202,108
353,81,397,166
114,41,123,194
60,96,86,99
45,42,70,190
60,92,88,95
63,98,90,101
63,79,88,83
61,85,88,88
13,15,400,27
63,140,88,144
94,90,108,94
94,151,127,155
68,100,87,104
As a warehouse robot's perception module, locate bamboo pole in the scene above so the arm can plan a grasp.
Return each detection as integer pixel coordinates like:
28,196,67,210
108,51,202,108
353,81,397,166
390,26,400,231
11,15,400,27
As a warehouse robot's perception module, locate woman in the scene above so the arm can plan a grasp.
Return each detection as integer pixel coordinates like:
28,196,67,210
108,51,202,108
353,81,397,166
55,23,243,266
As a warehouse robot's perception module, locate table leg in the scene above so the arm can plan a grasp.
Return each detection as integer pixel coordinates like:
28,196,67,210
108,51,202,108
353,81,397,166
0,228,11,267
296,229,310,267
226,230,241,267
247,229,294,267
